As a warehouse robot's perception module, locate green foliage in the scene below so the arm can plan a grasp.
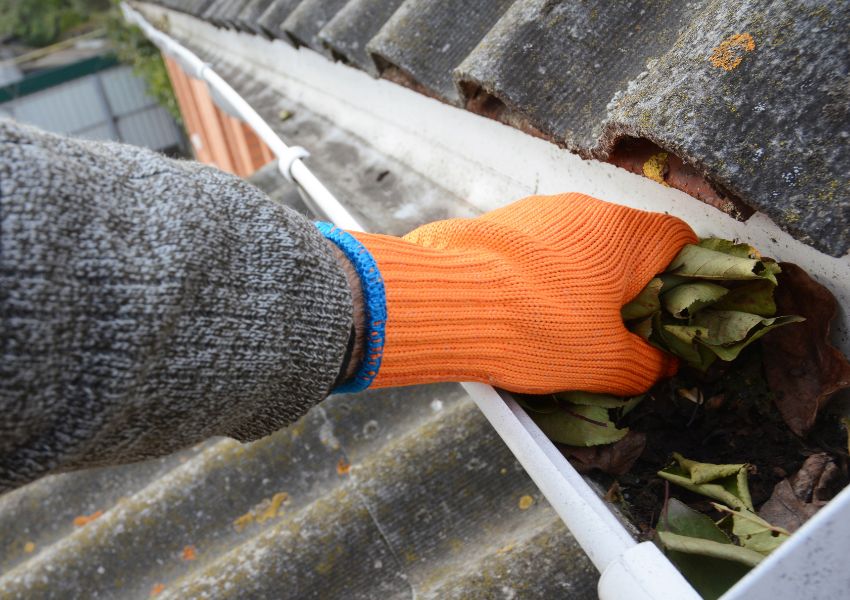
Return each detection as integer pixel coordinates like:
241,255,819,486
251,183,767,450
622,238,803,370
656,455,791,598
103,8,182,124
656,499,756,600
0,0,109,47
527,403,628,446
521,392,639,447
0,0,181,125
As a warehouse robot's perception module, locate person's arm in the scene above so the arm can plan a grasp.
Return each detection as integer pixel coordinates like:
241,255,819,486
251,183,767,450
0,119,354,491
1,120,696,493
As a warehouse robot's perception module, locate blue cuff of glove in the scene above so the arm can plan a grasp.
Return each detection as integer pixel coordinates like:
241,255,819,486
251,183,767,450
315,222,387,394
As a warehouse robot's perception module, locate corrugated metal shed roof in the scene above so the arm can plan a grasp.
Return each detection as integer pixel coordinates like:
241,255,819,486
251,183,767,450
0,58,601,597
149,0,849,257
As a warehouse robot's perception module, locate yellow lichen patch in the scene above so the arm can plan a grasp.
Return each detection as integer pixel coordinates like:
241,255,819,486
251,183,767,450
642,152,670,186
23,541,36,554
73,510,104,527
710,33,755,71
336,457,351,476
518,495,534,510
232,511,255,532
496,543,515,555
150,583,166,596
315,544,345,575
256,492,288,523
783,209,801,224
233,492,290,531
182,545,197,561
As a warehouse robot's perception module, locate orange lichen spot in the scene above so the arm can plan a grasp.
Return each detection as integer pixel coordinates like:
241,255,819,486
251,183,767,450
233,511,255,532
336,457,351,476
182,545,197,561
518,495,534,510
23,541,36,553
257,492,289,523
642,152,670,186
150,583,166,596
73,510,104,527
709,32,755,71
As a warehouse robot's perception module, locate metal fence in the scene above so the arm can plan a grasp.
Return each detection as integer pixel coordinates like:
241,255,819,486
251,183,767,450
0,64,185,154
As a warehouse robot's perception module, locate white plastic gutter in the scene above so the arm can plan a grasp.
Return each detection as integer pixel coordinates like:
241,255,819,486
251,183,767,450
122,4,850,599
120,3,361,232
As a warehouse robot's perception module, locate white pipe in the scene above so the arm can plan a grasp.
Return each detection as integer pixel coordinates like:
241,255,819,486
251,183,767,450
122,3,319,196
462,384,701,600
290,161,364,231
121,4,700,598
461,384,636,569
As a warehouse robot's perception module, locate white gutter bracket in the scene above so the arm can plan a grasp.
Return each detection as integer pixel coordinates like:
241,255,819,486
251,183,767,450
277,146,310,183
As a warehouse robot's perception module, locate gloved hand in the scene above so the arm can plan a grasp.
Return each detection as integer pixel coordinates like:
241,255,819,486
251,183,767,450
318,193,697,395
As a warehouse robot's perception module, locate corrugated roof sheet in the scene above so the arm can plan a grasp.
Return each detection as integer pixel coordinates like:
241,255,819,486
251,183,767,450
320,0,405,75
151,0,850,256
257,0,301,40
367,0,517,104
0,57,601,598
284,0,351,55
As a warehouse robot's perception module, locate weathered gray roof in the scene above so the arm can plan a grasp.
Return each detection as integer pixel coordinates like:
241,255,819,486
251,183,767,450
152,0,849,256
0,58,600,598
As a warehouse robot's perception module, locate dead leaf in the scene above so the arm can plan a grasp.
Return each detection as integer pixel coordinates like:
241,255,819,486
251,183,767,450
789,452,840,503
658,454,753,511
656,498,753,600
662,281,728,319
656,531,763,567
711,503,790,554
698,238,761,260
530,404,629,446
763,263,850,436
622,277,663,320
564,431,646,475
691,311,804,361
557,391,631,408
712,280,777,317
653,312,716,371
604,481,623,503
758,453,840,532
668,245,778,285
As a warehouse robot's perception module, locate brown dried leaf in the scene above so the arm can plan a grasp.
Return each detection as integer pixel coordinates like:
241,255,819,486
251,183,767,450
563,431,647,475
757,453,840,532
763,263,850,436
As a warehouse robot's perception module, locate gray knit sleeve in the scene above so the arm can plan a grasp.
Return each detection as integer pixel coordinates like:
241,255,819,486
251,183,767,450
0,119,353,491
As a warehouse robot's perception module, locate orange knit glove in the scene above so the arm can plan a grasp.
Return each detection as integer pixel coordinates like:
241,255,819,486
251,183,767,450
319,193,697,395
